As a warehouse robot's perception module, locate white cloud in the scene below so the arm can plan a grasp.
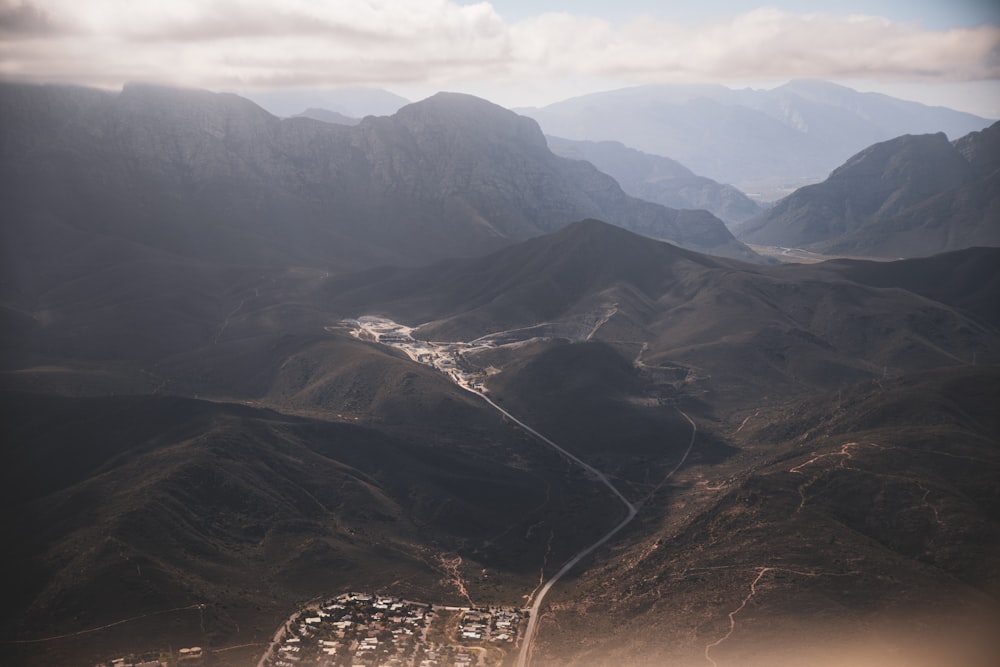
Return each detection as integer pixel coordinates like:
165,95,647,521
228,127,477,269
1,1,997,94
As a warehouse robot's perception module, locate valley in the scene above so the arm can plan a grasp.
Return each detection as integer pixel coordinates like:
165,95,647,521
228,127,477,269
2,80,999,667
342,315,645,667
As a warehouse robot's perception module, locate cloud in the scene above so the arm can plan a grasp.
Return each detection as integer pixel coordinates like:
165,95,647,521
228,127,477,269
509,8,1000,83
0,1,997,92
0,0,61,37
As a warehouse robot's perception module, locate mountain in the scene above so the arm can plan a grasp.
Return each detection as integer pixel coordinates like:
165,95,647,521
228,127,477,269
3,209,999,665
325,220,999,404
526,364,1000,666
522,79,994,199
293,107,360,125
321,221,1000,665
362,92,752,259
0,82,755,307
736,123,1000,257
2,84,997,665
546,136,761,226
2,386,623,666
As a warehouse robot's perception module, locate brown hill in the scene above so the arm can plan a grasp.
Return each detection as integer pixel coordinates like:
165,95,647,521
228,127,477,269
3,206,999,667
326,220,1000,404
528,365,1000,666
1,384,619,665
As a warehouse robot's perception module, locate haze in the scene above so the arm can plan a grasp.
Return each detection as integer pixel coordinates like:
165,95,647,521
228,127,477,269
2,0,999,116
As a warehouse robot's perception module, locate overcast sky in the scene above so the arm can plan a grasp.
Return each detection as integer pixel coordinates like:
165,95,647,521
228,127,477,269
2,0,998,116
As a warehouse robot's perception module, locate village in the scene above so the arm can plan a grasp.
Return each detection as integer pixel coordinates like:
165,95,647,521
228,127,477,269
340,317,493,394
262,593,526,667
91,594,525,667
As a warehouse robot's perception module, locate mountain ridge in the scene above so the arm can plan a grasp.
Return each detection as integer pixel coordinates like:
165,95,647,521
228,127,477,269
522,79,994,198
546,136,762,226
4,80,1000,667
737,122,1000,257
0,81,755,297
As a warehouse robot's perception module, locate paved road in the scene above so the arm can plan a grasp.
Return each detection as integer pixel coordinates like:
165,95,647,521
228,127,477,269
468,393,699,667
347,318,697,667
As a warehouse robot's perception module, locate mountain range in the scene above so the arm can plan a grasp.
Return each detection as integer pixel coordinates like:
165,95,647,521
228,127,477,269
737,122,1000,257
5,212,999,664
545,136,762,226
2,81,999,667
523,79,994,200
293,108,361,126
0,82,753,299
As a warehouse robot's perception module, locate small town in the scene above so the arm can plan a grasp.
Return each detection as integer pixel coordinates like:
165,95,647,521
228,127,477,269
341,317,494,394
261,593,526,667
91,594,525,667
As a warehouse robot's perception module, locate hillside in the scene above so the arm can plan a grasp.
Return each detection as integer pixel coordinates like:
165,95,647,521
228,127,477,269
546,136,761,226
737,123,1000,257
0,82,753,304
316,223,1000,665
2,196,998,666
529,365,1000,666
325,220,1000,403
1,357,619,665
293,107,360,125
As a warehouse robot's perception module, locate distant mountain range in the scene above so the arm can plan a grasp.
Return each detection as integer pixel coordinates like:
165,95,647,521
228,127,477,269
737,122,1000,257
522,79,994,200
546,136,762,226
293,107,360,125
0,83,753,306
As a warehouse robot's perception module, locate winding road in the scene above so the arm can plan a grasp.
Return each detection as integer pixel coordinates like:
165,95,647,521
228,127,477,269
347,317,698,667
471,395,638,667
498,398,696,667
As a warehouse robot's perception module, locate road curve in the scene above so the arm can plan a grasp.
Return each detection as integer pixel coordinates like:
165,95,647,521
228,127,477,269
345,318,694,667
468,395,638,667
480,395,698,667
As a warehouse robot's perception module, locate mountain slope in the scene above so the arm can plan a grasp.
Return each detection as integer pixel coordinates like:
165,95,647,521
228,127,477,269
0,82,753,299
1,363,617,664
326,220,1000,403
546,136,762,225
293,107,360,125
4,212,999,665
529,364,1000,667
319,224,1000,665
737,123,1000,257
523,79,994,199
356,92,753,259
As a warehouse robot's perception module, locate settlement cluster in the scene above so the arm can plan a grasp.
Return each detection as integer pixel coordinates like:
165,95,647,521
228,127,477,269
265,593,525,667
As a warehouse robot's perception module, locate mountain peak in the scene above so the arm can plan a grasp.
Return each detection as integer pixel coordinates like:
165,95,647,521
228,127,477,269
737,129,989,256
832,132,967,179
540,218,721,270
391,92,547,150
114,82,277,136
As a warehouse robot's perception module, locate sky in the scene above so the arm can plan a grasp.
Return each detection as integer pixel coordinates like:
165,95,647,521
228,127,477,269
1,0,999,117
